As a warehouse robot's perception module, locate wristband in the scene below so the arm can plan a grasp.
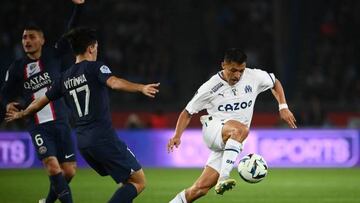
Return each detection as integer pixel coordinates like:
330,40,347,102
279,103,288,111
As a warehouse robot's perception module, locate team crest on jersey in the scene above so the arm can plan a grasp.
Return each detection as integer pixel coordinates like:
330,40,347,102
26,61,41,78
38,146,47,155
210,82,224,94
244,85,252,93
100,65,111,74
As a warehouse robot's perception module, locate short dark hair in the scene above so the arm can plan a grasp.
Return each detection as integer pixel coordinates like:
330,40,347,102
64,27,97,55
23,23,43,33
224,48,247,64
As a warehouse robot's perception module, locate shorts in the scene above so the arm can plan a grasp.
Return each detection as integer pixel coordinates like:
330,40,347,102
80,139,142,184
200,115,225,151
29,121,76,163
200,115,225,173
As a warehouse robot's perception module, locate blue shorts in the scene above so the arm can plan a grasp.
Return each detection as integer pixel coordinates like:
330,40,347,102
29,121,76,163
80,139,142,184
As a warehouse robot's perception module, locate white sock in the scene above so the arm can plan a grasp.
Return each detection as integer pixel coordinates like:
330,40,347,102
169,190,187,203
219,138,243,181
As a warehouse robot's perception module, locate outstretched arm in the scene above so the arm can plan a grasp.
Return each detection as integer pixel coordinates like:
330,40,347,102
106,76,160,98
5,96,50,122
271,79,297,128
167,109,192,153
56,0,85,56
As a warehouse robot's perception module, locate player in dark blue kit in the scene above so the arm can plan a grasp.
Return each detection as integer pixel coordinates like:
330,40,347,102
0,1,85,203
6,27,160,202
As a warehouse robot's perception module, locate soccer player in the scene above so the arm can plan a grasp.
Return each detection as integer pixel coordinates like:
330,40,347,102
167,48,297,202
6,27,160,203
0,1,84,203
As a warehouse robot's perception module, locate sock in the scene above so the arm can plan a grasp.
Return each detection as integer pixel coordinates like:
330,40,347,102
49,173,73,203
219,138,243,181
108,183,138,203
46,175,73,203
169,190,187,203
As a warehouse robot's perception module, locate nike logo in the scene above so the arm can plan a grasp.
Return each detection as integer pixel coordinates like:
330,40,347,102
65,154,75,159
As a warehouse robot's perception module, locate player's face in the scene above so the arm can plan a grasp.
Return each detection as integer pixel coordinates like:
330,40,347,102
222,61,246,86
22,30,44,55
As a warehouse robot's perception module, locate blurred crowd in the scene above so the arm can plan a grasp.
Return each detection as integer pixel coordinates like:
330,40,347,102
0,0,359,128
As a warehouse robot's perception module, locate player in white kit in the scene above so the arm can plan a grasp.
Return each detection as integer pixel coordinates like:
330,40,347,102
168,48,297,202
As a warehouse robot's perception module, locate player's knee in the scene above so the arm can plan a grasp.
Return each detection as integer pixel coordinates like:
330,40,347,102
230,126,249,142
129,181,146,194
43,157,62,175
63,164,76,180
128,169,146,193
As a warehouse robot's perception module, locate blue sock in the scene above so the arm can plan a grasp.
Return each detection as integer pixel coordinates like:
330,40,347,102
49,173,73,203
46,176,73,203
108,183,138,203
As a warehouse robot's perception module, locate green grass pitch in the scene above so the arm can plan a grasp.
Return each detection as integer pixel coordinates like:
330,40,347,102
0,168,359,203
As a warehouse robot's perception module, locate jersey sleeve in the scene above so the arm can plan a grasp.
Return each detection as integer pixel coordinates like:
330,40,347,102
0,62,22,105
45,77,63,101
253,68,276,93
93,62,113,85
185,83,213,115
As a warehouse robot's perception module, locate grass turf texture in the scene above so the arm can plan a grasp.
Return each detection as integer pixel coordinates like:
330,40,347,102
0,168,359,203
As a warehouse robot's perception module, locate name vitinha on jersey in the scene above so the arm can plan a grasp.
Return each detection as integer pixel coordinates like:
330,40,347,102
24,72,52,91
64,74,87,89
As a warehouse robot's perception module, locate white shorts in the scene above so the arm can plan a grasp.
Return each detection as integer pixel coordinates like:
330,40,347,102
200,115,225,173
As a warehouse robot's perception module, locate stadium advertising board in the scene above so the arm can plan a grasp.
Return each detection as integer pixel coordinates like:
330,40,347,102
0,130,359,168
0,132,34,168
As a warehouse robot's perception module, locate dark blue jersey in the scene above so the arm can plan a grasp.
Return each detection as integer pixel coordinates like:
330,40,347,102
1,47,70,128
0,4,82,129
46,61,115,148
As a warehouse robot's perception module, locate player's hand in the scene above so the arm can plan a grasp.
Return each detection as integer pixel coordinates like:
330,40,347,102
5,110,24,123
142,83,160,98
167,136,181,153
72,0,85,4
6,102,20,113
279,108,297,128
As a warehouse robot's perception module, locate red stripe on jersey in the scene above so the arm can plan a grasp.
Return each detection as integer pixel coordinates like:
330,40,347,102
31,94,40,124
38,60,44,71
23,64,28,79
48,92,57,120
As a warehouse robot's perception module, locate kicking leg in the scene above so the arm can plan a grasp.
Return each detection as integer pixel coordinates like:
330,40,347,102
170,166,219,203
215,120,248,195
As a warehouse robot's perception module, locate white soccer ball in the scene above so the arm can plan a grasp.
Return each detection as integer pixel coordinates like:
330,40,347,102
237,153,268,183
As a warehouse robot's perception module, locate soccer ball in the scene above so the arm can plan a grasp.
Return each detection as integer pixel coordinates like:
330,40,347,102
237,153,268,183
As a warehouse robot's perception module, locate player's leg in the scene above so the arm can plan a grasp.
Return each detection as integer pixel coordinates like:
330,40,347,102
170,166,219,203
170,150,223,203
31,125,73,203
60,162,77,181
107,144,145,203
215,120,248,194
58,123,77,182
86,136,145,203
108,169,146,203
42,156,73,203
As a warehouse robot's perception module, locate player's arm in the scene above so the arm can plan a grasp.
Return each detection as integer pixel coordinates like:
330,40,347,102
167,109,192,153
5,96,50,122
55,0,85,56
106,76,160,98
271,79,297,128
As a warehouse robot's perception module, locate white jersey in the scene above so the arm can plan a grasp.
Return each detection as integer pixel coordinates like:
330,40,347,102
185,68,275,127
